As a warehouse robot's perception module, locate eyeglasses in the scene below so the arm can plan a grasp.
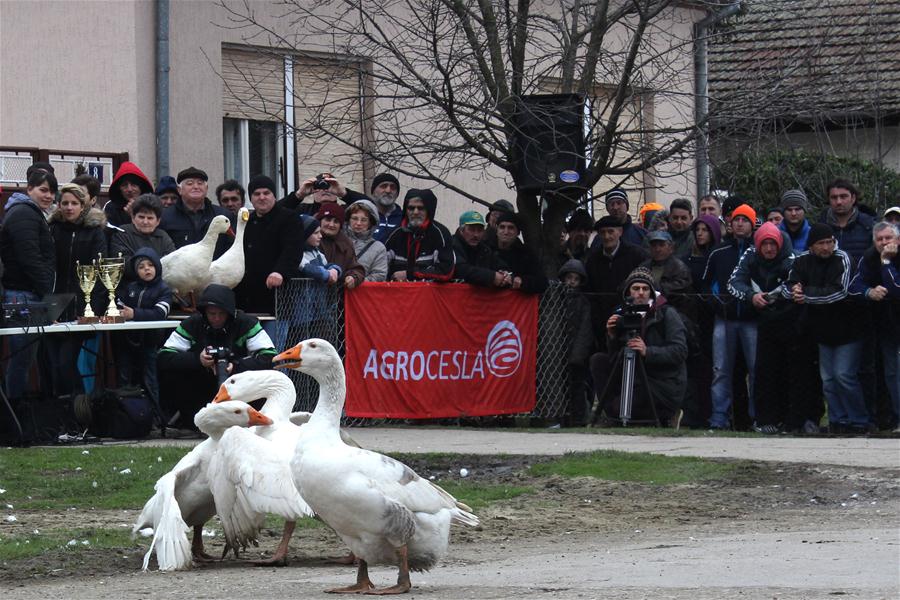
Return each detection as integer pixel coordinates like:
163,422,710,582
408,206,426,212
348,215,369,223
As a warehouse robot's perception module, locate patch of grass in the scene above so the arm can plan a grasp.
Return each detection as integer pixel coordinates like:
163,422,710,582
0,527,140,561
431,480,532,512
528,450,735,484
0,446,191,510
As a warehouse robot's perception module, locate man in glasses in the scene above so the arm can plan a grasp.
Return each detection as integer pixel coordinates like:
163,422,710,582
384,189,455,281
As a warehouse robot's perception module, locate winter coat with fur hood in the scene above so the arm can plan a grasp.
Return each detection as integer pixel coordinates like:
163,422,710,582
49,206,108,321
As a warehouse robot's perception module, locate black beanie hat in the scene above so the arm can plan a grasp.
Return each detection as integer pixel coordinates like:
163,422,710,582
371,173,400,194
247,175,276,197
566,208,594,232
806,223,834,247
495,211,521,231
622,267,656,299
299,214,321,240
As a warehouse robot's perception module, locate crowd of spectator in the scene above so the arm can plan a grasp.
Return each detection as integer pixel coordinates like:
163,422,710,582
1,158,897,437
570,181,900,435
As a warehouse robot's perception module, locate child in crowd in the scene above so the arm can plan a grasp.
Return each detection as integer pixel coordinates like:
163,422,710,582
287,215,343,345
113,247,172,409
558,259,594,426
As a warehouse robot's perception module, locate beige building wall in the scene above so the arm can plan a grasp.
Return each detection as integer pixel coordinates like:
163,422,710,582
0,0,156,177
1,0,702,223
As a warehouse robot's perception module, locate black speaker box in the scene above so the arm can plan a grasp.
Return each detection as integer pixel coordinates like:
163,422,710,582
511,94,586,193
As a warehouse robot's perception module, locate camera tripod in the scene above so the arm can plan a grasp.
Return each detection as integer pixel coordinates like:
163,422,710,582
588,337,663,427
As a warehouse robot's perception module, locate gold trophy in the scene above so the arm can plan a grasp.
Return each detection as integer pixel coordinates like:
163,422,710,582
75,259,100,324
98,253,126,323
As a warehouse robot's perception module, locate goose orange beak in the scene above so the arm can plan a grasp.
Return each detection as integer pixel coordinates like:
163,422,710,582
273,343,303,369
226,226,236,237
213,384,231,403
247,407,273,426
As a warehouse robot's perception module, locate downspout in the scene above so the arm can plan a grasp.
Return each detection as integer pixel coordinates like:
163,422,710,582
156,0,170,180
694,1,743,200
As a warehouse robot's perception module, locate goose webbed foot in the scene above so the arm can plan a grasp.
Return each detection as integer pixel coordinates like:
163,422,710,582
253,520,294,567
364,545,411,595
326,558,376,594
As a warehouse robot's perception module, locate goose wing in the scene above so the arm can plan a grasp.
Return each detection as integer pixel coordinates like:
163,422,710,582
210,427,313,550
133,442,209,571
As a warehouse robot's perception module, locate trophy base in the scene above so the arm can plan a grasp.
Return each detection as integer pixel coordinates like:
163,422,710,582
99,315,126,324
77,316,101,324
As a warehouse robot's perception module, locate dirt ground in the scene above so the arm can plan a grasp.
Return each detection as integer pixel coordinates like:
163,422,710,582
3,454,899,599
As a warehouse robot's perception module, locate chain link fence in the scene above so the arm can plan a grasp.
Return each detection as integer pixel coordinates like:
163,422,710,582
274,279,574,423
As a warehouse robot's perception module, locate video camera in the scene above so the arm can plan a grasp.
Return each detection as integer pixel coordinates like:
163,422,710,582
616,298,650,337
313,173,331,191
206,346,234,384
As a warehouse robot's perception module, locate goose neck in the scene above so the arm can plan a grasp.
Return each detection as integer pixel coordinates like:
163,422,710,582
260,379,297,421
310,365,346,424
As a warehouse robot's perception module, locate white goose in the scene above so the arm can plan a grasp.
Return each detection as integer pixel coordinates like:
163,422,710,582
161,214,233,302
208,207,249,289
274,339,479,594
212,369,362,565
131,401,271,571
210,370,315,565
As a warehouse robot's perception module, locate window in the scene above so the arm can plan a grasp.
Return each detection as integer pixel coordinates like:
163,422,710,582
221,44,371,194
222,118,283,197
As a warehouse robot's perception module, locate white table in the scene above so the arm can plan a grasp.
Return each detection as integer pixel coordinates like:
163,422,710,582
0,319,179,336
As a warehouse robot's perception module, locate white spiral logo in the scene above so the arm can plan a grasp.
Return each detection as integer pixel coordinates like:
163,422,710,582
485,320,523,378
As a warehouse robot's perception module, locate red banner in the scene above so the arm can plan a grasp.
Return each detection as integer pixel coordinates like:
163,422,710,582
344,283,538,418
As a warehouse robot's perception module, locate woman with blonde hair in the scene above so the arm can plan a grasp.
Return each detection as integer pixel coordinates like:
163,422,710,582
46,183,108,396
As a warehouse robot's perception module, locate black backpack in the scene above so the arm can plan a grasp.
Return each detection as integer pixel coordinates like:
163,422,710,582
85,386,154,439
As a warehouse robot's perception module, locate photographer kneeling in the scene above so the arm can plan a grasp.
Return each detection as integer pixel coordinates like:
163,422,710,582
590,267,688,427
157,284,276,431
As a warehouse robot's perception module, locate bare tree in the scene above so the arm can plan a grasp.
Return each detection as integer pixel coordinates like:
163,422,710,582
218,0,724,270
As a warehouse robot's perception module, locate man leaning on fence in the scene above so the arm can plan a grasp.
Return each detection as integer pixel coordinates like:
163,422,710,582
703,203,758,430
849,221,900,433
728,222,819,435
384,189,455,282
787,224,869,434
492,212,548,293
589,267,687,427
452,210,508,288
233,175,302,345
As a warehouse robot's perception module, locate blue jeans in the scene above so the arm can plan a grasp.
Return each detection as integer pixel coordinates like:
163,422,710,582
881,337,900,427
819,341,868,428
3,289,41,399
710,317,757,428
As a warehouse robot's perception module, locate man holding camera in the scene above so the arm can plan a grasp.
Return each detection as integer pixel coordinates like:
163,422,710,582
589,267,688,426
157,284,276,431
278,172,368,215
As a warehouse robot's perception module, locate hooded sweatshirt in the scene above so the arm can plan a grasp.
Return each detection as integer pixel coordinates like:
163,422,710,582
105,162,153,227
383,189,455,281
0,192,56,296
727,222,795,323
158,283,275,372
116,247,172,321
